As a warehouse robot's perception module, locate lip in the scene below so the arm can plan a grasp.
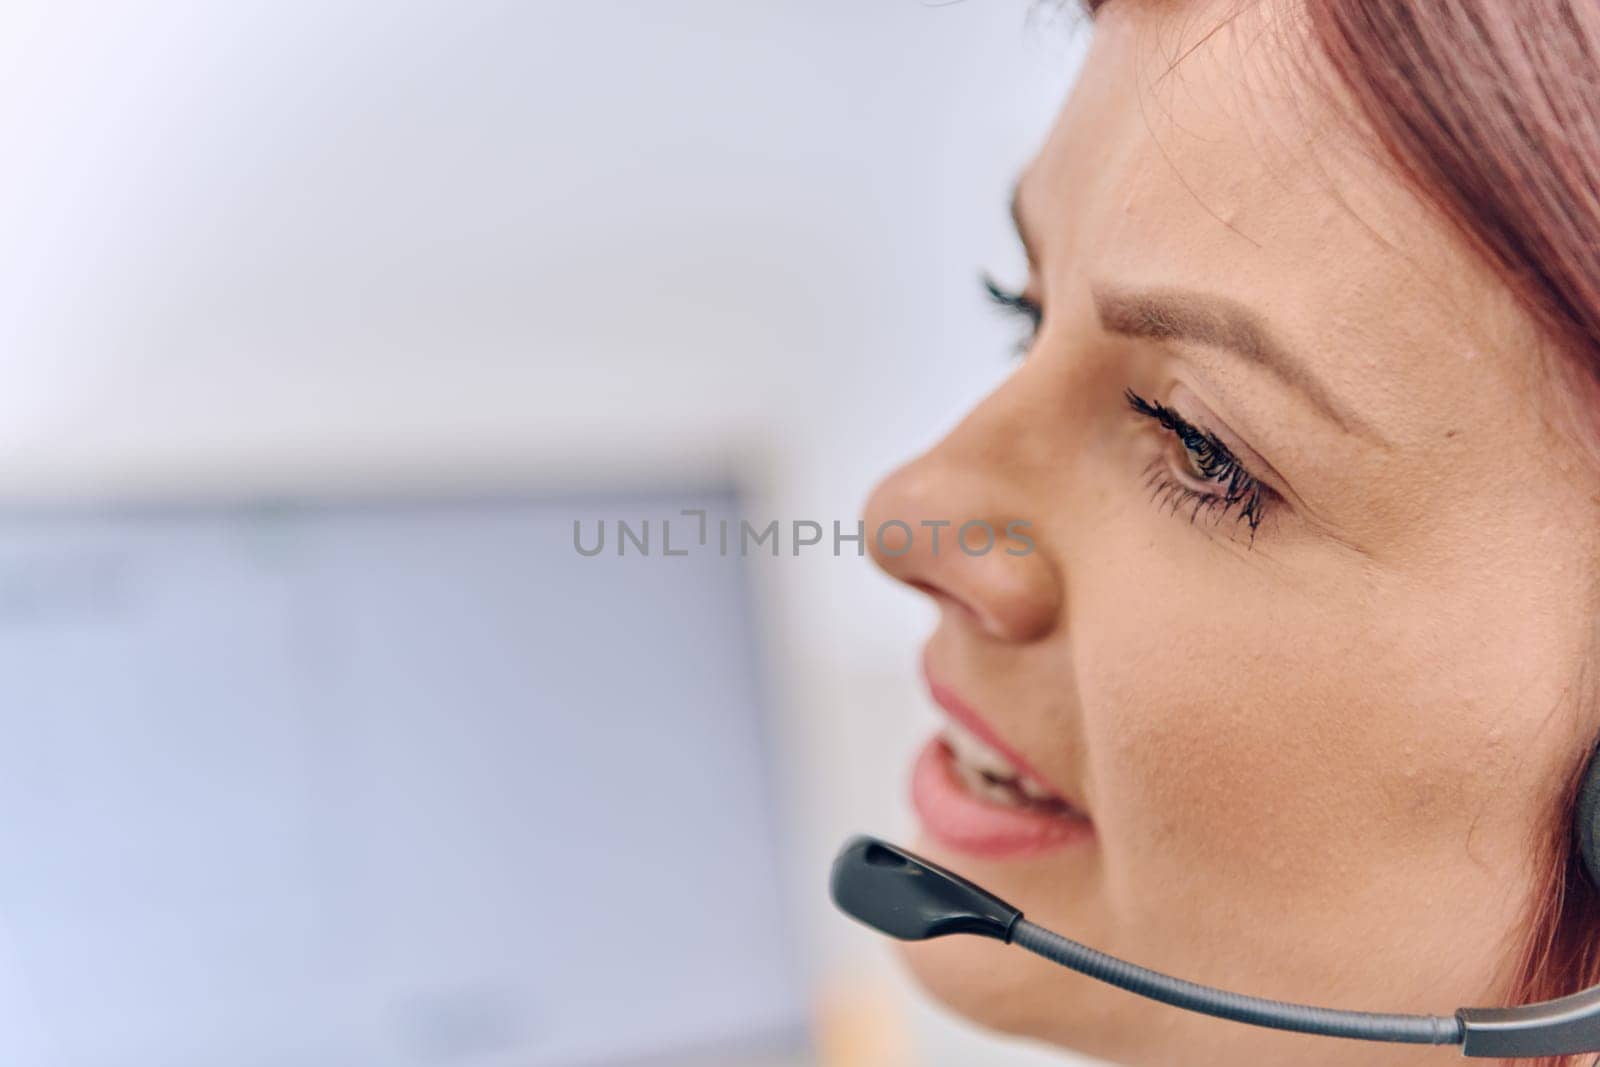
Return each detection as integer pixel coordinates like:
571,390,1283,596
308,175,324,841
914,653,1094,859
921,652,1084,811
911,737,1094,859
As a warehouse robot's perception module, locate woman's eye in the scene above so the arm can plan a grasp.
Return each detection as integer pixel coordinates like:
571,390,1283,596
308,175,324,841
982,273,1042,356
1124,388,1272,542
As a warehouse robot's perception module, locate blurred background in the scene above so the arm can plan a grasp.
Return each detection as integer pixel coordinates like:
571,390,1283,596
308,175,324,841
0,2,1099,1064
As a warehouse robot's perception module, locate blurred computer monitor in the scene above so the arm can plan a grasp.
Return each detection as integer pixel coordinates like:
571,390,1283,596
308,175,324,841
0,486,805,1067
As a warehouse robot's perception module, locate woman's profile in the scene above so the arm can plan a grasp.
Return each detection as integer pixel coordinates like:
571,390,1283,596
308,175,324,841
854,2,1600,1065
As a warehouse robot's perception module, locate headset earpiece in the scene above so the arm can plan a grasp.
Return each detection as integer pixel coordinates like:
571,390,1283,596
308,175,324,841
1575,742,1600,890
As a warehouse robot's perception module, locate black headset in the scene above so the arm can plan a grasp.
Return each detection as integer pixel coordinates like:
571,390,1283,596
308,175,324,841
830,745,1600,1059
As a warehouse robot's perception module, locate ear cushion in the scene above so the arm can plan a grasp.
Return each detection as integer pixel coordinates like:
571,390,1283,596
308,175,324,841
1576,743,1600,890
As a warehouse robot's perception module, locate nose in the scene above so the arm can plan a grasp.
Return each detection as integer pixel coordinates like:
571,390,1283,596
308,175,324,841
862,396,1063,643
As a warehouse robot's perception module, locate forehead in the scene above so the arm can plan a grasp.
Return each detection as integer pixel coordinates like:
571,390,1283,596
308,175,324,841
1019,0,1547,450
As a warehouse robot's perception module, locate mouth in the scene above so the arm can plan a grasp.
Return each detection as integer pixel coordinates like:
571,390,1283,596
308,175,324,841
910,666,1093,859
941,718,1087,817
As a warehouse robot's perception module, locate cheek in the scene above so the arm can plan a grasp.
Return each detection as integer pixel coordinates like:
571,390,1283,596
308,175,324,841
1071,564,1538,941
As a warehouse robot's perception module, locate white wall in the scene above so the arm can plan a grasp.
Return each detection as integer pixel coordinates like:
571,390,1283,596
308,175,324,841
0,2,1096,1063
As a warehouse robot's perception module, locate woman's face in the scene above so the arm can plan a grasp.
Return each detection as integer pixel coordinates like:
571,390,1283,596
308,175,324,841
862,3,1600,1065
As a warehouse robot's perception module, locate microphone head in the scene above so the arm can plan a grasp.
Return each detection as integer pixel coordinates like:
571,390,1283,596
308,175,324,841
829,835,1022,942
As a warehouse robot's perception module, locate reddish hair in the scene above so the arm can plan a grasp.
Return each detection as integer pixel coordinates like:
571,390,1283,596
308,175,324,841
1308,5,1600,1067
1079,2,1600,1064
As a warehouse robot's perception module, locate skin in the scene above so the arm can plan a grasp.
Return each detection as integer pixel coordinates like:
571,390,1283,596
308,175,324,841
861,2,1600,1065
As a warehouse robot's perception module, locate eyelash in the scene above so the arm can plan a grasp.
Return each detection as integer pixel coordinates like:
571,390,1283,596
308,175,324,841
1124,388,1271,540
980,276,1272,542
982,274,1042,355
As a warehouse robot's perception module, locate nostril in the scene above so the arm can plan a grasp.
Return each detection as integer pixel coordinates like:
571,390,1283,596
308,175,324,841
906,578,984,627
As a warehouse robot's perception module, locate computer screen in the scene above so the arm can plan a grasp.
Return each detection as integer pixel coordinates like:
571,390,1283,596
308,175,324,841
0,487,805,1067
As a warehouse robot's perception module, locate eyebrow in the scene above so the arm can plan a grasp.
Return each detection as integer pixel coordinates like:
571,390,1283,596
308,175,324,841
1007,177,1381,441
1093,286,1379,439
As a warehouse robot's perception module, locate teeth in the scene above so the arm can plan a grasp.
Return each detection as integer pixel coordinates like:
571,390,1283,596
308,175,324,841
954,758,1022,806
942,721,1064,807
944,720,1018,780
1017,776,1056,801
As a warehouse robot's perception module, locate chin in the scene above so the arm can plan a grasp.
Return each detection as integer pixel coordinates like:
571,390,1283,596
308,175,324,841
896,936,1046,1036
892,918,1149,1065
